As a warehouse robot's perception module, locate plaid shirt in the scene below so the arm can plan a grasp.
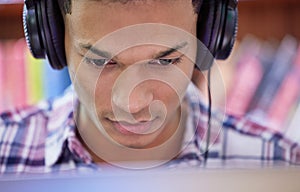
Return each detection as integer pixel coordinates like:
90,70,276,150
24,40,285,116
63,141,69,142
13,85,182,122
0,84,299,173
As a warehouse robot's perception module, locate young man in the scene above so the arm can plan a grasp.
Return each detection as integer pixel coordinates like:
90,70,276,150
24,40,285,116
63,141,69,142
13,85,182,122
0,0,299,173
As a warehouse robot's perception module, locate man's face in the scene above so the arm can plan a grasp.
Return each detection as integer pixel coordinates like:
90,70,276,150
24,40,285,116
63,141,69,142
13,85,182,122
64,0,198,149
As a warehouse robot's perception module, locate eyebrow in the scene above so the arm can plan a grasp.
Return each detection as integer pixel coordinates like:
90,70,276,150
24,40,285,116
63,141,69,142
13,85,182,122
80,41,188,59
154,41,188,58
80,43,113,58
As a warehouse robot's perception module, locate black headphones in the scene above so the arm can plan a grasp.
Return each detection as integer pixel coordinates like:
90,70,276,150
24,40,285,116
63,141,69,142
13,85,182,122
23,0,238,71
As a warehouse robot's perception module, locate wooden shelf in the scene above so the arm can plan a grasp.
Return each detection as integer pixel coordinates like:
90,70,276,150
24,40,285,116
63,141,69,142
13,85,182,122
0,1,299,40
0,3,24,39
238,0,300,40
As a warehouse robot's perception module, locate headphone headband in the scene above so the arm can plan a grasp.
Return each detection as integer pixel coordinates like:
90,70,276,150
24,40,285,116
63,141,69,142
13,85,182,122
23,0,238,70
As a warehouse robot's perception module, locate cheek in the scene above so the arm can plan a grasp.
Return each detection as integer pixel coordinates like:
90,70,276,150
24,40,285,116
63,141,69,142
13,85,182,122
65,36,104,107
94,71,118,111
154,83,182,113
67,52,104,110
181,57,196,80
65,31,81,81
154,63,194,114
73,69,98,110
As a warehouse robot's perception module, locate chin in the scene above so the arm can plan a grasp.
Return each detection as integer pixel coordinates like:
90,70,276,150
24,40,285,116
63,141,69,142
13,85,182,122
102,117,167,148
110,132,161,149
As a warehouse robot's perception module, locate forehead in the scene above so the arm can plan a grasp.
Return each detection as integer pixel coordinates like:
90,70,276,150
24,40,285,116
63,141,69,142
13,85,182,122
66,0,197,42
72,0,189,11
82,0,179,5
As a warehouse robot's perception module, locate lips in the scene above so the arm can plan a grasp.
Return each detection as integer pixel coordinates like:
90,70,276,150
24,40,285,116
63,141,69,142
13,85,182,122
111,120,154,135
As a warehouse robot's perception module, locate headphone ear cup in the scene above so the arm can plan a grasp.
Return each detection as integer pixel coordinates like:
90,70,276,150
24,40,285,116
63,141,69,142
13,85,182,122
215,0,238,60
196,0,238,70
197,0,219,53
23,0,66,70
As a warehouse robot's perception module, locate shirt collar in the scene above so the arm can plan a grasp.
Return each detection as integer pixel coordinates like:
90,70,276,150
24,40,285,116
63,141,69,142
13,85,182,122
176,83,205,161
45,86,92,167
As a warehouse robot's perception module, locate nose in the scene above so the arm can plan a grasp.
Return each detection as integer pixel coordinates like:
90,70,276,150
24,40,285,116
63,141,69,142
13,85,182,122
129,85,154,114
112,82,154,114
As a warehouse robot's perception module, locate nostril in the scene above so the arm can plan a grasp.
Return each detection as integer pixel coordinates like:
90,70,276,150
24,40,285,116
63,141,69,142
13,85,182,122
112,85,154,114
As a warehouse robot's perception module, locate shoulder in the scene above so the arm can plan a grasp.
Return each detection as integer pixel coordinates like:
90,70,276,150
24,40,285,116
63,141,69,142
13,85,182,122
0,101,51,172
0,86,76,173
0,101,50,126
221,114,300,165
0,86,75,134
186,83,300,164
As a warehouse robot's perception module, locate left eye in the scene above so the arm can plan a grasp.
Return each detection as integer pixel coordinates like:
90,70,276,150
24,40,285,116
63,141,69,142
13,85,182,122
148,58,181,66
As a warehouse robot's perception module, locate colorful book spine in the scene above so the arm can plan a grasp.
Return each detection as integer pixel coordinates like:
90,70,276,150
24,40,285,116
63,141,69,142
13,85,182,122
0,39,71,111
25,48,45,105
267,45,300,131
225,37,263,117
246,40,278,113
2,41,15,111
247,36,298,124
11,39,27,108
1,40,30,111
0,42,3,112
43,60,71,99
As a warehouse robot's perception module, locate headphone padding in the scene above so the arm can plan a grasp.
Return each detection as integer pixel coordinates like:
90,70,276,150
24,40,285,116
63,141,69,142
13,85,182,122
215,0,238,59
197,0,216,50
196,0,221,70
42,0,66,69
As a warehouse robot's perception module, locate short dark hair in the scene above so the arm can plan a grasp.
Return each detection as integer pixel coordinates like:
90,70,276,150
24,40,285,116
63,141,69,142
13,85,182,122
59,0,202,15
59,0,72,15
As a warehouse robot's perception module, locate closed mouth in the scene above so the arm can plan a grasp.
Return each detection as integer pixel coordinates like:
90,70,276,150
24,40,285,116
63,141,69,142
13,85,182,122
108,118,156,135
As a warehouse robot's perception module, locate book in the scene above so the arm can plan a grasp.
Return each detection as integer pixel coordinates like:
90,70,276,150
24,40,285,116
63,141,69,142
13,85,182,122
11,39,27,108
43,60,71,99
2,40,16,111
1,40,28,111
0,38,72,111
246,40,278,113
268,45,300,131
247,36,298,124
225,36,263,117
0,42,3,112
25,48,45,105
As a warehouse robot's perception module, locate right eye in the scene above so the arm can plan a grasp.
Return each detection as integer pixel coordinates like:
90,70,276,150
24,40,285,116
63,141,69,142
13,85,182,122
84,57,117,67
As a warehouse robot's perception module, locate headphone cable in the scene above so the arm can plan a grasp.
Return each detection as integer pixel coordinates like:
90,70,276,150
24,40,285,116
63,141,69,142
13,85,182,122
204,68,212,166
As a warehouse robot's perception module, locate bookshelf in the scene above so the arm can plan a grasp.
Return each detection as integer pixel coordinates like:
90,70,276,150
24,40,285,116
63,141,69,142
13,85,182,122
219,0,300,135
0,1,71,112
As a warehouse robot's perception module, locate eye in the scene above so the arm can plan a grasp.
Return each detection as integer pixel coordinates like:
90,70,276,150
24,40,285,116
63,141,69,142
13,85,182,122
148,57,182,66
84,57,117,67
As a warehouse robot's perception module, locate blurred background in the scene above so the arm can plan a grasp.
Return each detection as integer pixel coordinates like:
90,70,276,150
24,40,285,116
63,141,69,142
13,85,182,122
0,0,299,142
